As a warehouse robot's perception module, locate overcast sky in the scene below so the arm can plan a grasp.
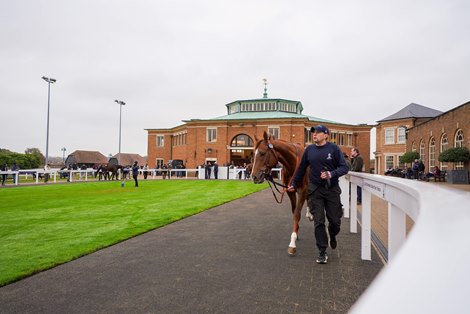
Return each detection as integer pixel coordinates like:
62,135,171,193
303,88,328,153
1,0,469,158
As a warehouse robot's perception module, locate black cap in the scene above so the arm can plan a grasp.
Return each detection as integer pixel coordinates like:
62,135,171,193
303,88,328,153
311,125,329,134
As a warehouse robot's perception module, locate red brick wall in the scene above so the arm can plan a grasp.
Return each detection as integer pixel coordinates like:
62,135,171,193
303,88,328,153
407,103,470,171
147,119,372,170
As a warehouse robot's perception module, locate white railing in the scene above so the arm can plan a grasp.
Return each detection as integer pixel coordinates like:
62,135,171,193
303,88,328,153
342,172,470,314
0,169,97,185
0,167,284,185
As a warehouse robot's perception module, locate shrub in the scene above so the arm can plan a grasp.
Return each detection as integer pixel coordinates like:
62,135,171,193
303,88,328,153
400,151,420,164
438,147,470,163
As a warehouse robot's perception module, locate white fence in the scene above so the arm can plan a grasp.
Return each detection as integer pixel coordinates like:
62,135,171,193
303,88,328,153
0,167,283,185
0,169,97,185
343,172,470,314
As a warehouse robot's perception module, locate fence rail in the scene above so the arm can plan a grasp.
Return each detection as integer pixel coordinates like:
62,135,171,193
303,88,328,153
343,172,470,314
0,167,283,185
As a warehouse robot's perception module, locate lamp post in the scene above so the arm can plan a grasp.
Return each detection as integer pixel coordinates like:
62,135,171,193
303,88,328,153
115,100,126,165
42,76,56,166
61,147,66,164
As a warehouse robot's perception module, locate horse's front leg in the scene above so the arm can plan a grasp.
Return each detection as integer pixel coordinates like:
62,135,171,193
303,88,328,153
287,191,301,256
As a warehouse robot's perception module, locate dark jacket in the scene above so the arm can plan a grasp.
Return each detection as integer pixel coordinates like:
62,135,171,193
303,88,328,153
292,142,349,188
351,154,364,172
132,164,139,176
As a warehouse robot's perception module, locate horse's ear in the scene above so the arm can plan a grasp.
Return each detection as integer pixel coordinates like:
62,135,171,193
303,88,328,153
254,134,259,142
263,131,269,141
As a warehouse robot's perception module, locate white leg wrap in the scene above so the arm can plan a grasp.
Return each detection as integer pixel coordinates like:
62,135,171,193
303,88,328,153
289,232,297,248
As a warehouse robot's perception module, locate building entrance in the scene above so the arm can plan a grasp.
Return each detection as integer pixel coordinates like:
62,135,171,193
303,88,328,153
230,134,254,166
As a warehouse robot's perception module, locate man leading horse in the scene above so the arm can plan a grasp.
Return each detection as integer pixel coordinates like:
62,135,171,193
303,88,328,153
288,125,349,264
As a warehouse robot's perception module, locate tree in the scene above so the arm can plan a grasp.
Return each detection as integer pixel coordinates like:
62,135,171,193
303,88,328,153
0,149,41,169
439,147,470,169
25,148,45,165
399,151,420,165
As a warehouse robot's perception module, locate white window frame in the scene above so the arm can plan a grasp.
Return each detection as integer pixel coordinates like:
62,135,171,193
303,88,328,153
455,129,464,170
419,140,426,165
397,127,406,144
156,135,164,147
347,133,353,147
385,128,395,144
429,137,436,170
385,155,394,170
268,126,280,139
440,133,449,171
206,127,217,143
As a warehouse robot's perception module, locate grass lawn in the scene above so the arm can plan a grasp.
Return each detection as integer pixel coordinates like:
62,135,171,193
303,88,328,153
0,179,267,286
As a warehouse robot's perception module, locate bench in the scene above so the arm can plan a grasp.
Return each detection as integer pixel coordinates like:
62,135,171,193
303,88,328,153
434,170,446,182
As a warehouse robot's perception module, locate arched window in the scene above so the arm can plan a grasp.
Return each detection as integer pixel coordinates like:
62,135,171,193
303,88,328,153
231,134,254,147
455,129,465,170
455,129,464,147
440,133,448,170
419,140,426,165
411,142,416,152
429,137,436,171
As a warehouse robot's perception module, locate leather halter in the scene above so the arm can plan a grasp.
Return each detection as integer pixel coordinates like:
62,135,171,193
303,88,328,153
262,140,302,203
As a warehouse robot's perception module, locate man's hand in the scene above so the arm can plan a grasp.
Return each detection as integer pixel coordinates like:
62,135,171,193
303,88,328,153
287,185,296,192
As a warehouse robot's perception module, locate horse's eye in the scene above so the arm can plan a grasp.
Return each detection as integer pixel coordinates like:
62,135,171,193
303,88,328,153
259,152,265,156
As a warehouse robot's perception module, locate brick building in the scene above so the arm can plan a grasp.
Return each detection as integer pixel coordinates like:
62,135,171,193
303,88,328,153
146,91,372,171
375,101,469,174
406,101,469,172
374,103,443,174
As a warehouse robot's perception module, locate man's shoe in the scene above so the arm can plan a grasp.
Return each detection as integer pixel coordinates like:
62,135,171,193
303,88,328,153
330,235,337,249
316,251,328,264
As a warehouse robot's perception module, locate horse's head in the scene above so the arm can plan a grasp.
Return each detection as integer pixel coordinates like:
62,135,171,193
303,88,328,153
252,131,278,184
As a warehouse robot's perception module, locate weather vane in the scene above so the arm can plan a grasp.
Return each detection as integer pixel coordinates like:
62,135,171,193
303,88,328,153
262,78,268,98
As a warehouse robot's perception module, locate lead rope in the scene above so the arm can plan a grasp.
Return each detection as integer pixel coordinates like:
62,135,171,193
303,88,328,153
266,142,302,204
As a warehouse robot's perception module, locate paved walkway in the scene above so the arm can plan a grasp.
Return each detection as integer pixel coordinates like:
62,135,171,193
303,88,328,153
0,189,383,314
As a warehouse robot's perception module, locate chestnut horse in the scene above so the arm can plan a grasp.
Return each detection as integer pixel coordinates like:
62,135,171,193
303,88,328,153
252,131,309,256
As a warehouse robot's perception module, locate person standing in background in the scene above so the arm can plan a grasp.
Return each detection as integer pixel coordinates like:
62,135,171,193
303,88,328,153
213,161,219,179
44,164,51,183
350,148,364,204
11,162,19,184
132,161,139,187
1,163,8,186
143,163,148,179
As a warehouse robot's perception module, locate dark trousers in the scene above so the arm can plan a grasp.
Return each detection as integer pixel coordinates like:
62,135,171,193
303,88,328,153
307,184,343,252
357,186,362,203
133,174,138,187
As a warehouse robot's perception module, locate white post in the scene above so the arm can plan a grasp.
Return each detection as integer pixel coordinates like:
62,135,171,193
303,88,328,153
361,188,372,260
350,182,358,233
340,177,350,218
388,202,406,261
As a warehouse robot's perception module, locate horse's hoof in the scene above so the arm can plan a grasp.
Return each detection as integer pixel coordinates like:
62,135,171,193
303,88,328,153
287,247,296,256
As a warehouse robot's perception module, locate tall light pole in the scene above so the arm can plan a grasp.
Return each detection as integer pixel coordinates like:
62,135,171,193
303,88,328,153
61,147,67,164
115,100,126,165
42,76,56,166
